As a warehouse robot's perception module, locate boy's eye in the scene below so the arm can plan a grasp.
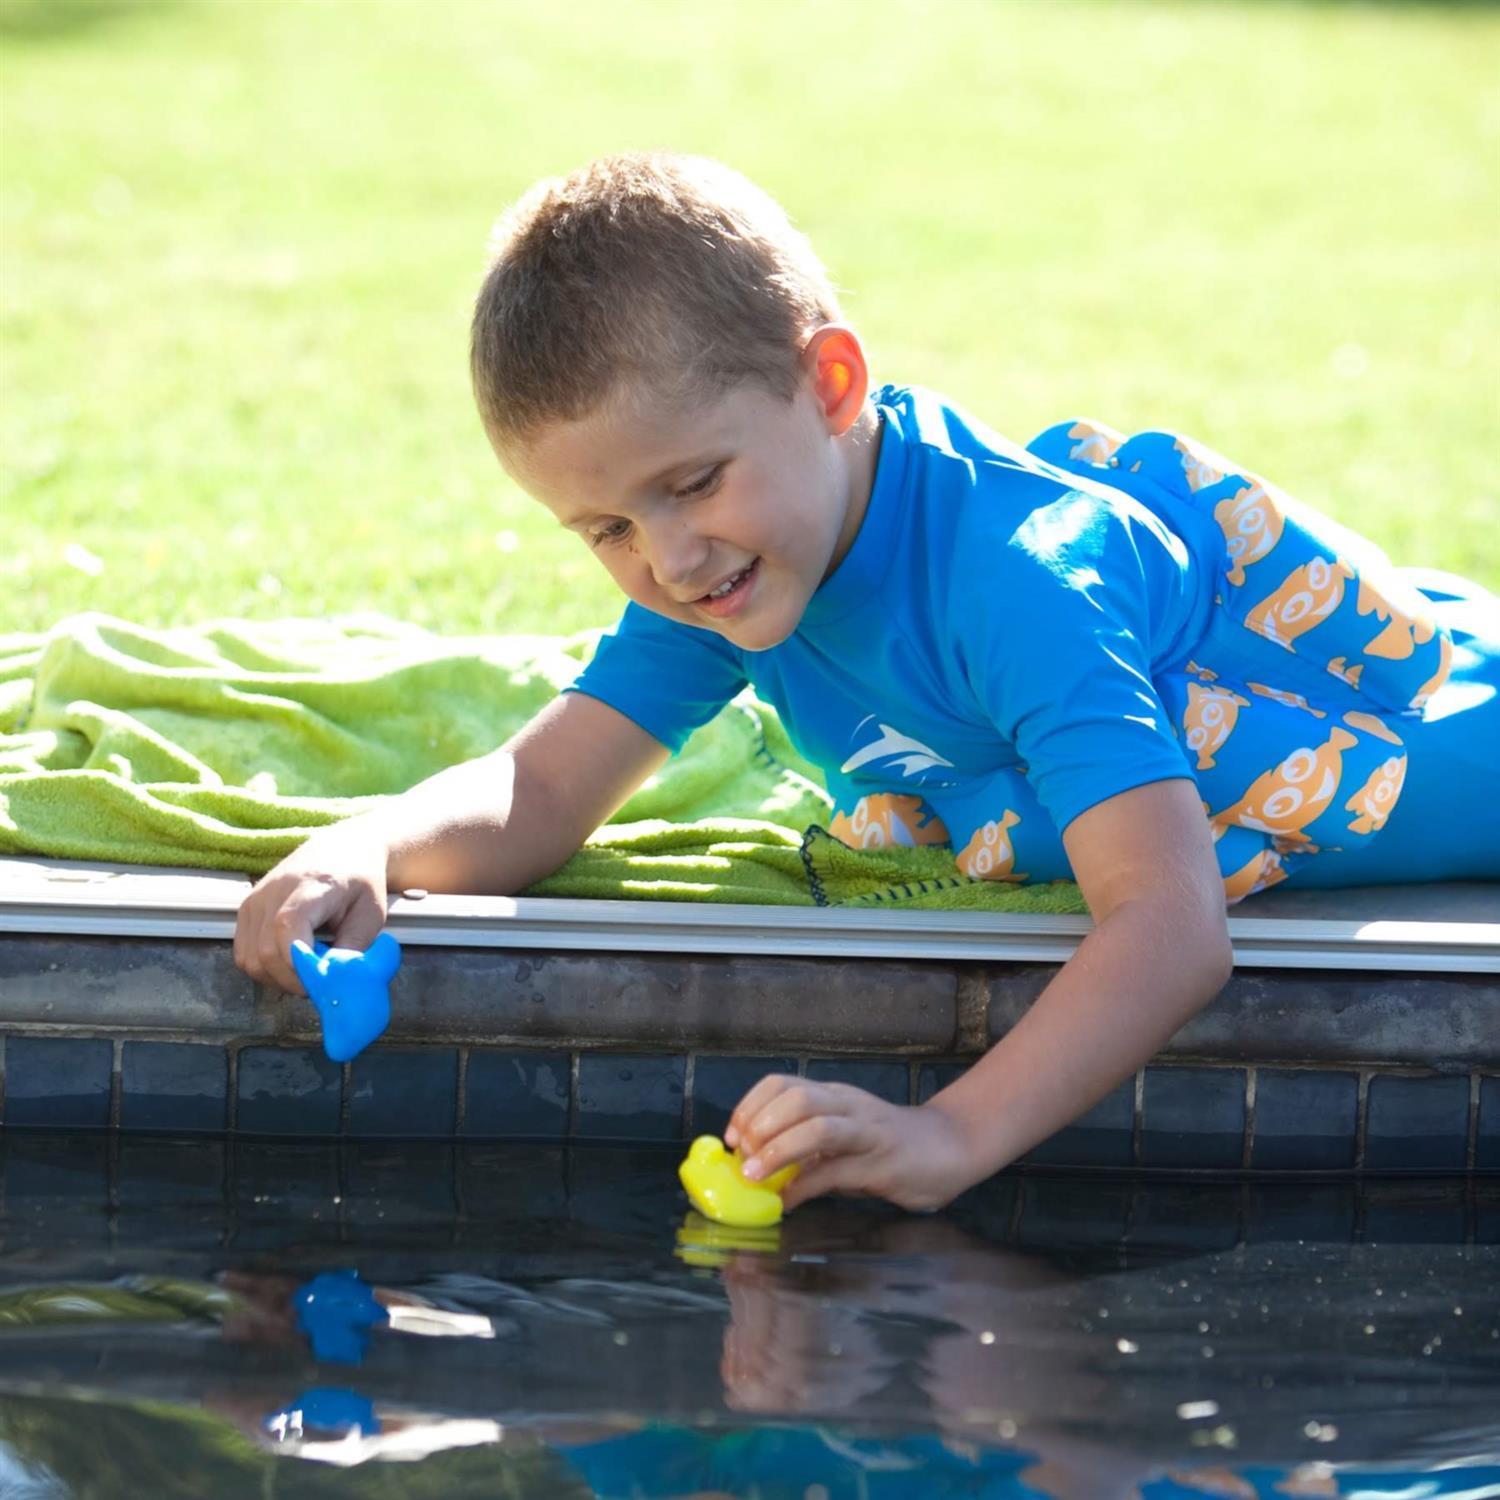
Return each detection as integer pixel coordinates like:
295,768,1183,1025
676,463,724,499
589,520,631,548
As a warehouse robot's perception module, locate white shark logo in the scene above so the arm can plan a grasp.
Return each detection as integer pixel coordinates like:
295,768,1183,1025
840,718,957,782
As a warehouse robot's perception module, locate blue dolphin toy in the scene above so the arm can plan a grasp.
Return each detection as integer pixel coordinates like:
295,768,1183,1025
290,932,401,1063
293,1268,389,1364
264,1386,381,1439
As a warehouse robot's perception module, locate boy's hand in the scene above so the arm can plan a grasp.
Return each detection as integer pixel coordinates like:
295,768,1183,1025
724,1077,979,1214
234,823,390,997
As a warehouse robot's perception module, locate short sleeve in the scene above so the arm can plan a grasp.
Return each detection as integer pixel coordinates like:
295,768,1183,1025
962,485,1195,834
561,601,749,755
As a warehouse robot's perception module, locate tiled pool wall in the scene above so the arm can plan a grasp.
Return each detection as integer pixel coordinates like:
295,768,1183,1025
3,1135,1496,1252
1,934,1496,1173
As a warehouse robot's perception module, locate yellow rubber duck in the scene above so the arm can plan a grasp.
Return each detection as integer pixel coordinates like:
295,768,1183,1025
674,1211,781,1267
677,1135,799,1227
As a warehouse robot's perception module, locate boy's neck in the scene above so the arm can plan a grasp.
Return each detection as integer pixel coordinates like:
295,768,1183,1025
825,402,884,582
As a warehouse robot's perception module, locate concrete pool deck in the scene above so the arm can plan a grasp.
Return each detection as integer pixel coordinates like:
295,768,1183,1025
0,856,1495,1173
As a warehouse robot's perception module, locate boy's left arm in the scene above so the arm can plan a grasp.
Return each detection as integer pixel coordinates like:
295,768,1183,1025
726,777,1235,1212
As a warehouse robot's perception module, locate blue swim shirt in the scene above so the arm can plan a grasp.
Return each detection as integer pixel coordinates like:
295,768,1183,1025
561,383,1223,853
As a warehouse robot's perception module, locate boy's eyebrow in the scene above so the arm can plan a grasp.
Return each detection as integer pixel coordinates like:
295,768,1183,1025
557,451,723,528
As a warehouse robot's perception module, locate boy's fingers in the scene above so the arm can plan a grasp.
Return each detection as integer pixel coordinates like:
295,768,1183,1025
745,1113,864,1182
739,1081,854,1158
724,1073,798,1148
332,884,387,951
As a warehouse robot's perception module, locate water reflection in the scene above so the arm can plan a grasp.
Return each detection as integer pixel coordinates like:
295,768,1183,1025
0,1134,1495,1496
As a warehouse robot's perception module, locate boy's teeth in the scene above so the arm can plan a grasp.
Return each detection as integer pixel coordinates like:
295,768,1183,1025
707,568,745,599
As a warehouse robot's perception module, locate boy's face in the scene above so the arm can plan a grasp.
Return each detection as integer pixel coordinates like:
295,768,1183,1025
500,334,876,653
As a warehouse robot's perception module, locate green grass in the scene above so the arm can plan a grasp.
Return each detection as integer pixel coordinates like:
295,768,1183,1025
3,0,1496,637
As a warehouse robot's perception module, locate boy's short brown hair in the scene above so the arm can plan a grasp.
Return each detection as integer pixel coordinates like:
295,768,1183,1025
469,151,845,451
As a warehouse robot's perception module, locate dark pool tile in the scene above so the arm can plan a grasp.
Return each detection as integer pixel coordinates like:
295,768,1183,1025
464,1050,570,1139
234,1141,342,1211
348,1049,458,1138
344,1142,458,1223
1128,1181,1243,1252
1477,1076,1499,1172
120,1042,227,1133
459,1142,568,1224
1245,1183,1357,1244
569,1143,685,1234
576,1054,685,1141
916,1061,969,1105
1477,1181,1499,1245
115,1138,228,1248
1023,1077,1136,1168
1364,1074,1470,1171
1141,1067,1246,1170
1016,1176,1132,1251
4,1037,113,1128
0,1132,110,1207
691,1055,796,1137
1362,1180,1469,1244
237,1047,342,1136
806,1058,910,1106
1251,1069,1358,1171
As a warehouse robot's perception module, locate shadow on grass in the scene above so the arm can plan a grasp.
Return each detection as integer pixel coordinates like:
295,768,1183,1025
0,0,182,44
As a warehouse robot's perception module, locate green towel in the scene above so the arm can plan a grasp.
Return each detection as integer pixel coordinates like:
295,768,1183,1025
0,613,1085,913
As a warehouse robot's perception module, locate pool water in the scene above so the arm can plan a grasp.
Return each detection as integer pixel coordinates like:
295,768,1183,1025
1,1133,1496,1497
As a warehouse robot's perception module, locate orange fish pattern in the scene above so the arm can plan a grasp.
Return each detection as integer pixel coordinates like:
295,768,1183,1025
1344,754,1407,835
1183,682,1250,770
1221,845,1288,903
955,810,1027,882
1064,419,1127,468
1355,576,1438,661
829,792,950,851
1211,726,1359,845
1214,482,1286,588
1171,436,1230,493
1246,556,1357,650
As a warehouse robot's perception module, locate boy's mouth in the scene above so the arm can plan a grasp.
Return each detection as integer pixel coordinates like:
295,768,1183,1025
695,558,759,618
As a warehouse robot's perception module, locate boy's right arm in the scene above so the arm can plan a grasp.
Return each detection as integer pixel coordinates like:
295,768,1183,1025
233,691,670,995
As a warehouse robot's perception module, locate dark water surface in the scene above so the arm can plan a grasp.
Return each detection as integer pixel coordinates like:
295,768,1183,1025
0,1133,1496,1498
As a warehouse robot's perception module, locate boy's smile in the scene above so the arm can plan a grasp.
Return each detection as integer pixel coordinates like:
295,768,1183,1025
498,326,881,653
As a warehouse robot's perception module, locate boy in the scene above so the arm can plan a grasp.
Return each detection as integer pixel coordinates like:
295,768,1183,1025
235,152,1498,1213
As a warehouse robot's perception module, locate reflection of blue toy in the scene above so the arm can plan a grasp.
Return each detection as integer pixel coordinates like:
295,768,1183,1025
265,1386,381,1439
293,1269,389,1364
290,932,401,1062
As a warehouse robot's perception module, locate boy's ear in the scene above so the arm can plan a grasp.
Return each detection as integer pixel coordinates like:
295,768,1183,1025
800,324,869,437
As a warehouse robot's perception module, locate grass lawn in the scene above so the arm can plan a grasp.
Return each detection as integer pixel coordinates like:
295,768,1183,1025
2,0,1496,638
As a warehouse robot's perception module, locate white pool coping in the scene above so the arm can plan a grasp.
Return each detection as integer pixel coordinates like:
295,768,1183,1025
1,857,1496,974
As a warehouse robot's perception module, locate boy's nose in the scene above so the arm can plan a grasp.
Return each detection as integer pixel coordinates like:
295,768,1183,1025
645,523,711,597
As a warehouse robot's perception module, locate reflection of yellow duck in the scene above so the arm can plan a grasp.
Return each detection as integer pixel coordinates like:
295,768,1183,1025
1184,683,1250,769
678,1136,800,1228
956,809,1026,881
1345,754,1407,835
1214,482,1286,588
1222,846,1288,904
1355,577,1437,661
1212,727,1358,844
1246,556,1356,649
673,1211,781,1268
830,793,950,851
